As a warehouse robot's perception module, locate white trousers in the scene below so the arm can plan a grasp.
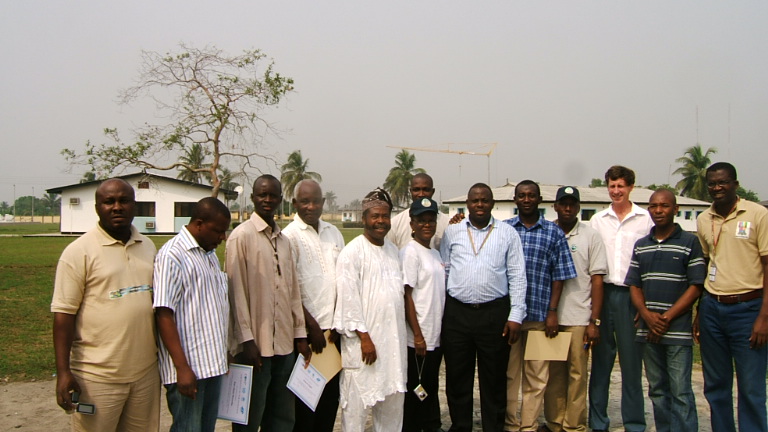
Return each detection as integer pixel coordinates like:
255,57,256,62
342,391,405,432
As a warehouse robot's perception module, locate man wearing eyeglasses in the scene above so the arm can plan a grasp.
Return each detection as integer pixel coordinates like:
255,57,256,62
386,173,449,250
695,162,768,432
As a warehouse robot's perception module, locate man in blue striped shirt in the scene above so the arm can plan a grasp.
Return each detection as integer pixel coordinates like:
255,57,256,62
627,189,705,432
154,197,231,432
504,180,577,432
440,183,527,432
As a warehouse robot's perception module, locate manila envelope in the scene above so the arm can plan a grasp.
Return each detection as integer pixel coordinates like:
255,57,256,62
524,330,571,361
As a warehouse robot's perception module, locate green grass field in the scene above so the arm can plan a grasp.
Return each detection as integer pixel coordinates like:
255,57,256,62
0,222,702,382
0,222,363,382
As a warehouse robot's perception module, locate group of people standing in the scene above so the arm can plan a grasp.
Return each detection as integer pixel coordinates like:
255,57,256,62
51,161,767,432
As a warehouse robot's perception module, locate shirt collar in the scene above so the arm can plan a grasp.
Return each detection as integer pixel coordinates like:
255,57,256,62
465,215,495,231
178,225,216,254
606,202,644,219
647,223,683,242
292,213,327,233
510,214,545,230
96,224,143,246
251,212,281,236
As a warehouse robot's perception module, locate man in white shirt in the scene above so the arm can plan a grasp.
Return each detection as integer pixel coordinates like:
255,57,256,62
386,173,449,250
283,180,345,432
588,166,653,432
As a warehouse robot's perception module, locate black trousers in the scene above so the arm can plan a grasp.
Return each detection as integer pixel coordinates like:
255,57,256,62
293,339,341,432
403,346,443,432
443,295,510,432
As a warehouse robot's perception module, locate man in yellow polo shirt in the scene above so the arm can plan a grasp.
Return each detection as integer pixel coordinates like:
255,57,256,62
52,178,159,431
696,162,768,432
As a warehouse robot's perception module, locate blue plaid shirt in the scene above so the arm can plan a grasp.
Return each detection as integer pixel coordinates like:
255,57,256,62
506,216,577,322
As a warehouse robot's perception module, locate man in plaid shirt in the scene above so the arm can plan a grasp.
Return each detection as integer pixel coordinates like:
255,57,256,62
504,180,577,432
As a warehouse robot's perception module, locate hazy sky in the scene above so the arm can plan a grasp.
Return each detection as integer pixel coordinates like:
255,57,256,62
2,1,767,207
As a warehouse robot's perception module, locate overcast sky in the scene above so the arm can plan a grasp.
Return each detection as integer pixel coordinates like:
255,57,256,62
2,1,767,207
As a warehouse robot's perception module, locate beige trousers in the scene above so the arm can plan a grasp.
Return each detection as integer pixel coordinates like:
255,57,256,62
544,325,589,432
506,321,553,432
71,366,160,432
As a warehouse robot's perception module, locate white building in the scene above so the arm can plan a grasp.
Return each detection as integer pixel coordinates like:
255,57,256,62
444,182,710,232
47,173,236,234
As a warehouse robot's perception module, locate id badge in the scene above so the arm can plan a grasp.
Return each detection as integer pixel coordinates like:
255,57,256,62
709,265,717,282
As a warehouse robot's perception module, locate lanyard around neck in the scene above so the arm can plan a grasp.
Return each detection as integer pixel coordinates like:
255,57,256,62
467,222,494,256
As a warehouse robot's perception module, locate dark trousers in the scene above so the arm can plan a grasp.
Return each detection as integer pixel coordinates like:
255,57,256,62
443,295,511,432
403,346,443,432
293,339,341,432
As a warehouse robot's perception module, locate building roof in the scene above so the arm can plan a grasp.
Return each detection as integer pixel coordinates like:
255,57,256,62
47,172,238,200
443,181,711,206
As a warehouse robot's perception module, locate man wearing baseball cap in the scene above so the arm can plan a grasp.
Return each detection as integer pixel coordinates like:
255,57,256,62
542,186,608,432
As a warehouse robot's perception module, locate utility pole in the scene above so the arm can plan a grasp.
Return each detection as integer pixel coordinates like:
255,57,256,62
31,186,35,223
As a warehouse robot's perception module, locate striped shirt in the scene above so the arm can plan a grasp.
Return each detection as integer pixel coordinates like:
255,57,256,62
154,226,229,384
625,224,706,345
440,217,527,323
506,216,578,322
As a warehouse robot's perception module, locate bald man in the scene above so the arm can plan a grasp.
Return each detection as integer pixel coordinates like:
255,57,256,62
386,173,449,250
52,178,160,431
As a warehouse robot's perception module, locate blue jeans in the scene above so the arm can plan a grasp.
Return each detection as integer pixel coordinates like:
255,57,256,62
588,284,646,431
233,353,296,432
699,293,768,432
642,343,697,432
165,374,223,432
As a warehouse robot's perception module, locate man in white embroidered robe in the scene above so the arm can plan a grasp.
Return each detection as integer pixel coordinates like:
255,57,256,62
333,188,407,432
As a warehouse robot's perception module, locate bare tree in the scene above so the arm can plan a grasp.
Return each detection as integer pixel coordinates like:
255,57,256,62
62,43,294,196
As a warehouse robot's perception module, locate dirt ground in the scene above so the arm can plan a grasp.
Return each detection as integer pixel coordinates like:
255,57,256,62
0,364,719,432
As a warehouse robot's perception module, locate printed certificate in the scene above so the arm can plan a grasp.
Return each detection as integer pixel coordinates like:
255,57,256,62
217,363,253,424
286,354,328,412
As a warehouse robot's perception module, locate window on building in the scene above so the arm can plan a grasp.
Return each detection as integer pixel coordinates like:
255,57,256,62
174,202,195,217
581,209,596,221
685,211,692,220
538,209,546,217
514,208,519,215
457,207,465,215
138,181,150,189
135,202,156,217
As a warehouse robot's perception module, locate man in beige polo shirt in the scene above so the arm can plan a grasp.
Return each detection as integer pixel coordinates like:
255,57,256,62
696,162,768,432
52,178,159,431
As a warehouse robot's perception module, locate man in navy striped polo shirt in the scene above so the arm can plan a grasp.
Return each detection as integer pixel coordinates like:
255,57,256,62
154,197,232,432
626,189,706,432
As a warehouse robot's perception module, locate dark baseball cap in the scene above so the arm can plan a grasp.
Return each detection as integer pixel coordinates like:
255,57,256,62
555,186,580,202
410,197,439,217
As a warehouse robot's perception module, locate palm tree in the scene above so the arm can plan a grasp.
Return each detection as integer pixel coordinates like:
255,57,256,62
41,193,61,216
673,144,717,201
280,150,322,203
324,190,338,212
176,143,209,184
383,150,425,208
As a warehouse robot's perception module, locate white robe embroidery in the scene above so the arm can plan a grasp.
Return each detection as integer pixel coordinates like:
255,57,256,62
333,236,407,409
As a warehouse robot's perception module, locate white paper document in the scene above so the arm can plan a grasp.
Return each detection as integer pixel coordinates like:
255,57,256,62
217,363,253,425
286,354,328,412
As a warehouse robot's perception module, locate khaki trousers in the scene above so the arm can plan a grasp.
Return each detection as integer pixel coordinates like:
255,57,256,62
544,325,588,432
71,366,160,432
506,321,553,432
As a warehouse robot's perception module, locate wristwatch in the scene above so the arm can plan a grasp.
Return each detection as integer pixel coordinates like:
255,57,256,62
590,318,601,326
